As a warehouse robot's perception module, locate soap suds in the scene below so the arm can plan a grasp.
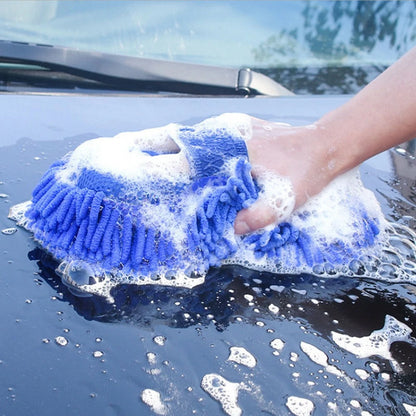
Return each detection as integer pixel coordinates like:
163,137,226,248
141,389,167,415
286,396,315,416
331,314,414,371
227,346,257,368
201,373,246,416
9,113,416,300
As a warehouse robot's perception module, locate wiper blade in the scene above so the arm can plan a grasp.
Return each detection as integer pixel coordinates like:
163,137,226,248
0,40,293,96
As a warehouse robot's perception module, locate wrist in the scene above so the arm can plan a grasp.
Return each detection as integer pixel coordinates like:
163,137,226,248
313,117,363,182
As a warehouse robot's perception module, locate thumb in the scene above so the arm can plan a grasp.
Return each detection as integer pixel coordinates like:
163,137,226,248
234,200,278,235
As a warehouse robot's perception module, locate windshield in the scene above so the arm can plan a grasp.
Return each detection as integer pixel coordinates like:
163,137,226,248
0,0,416,93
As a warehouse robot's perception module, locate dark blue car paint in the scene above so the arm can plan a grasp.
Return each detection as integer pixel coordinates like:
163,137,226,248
0,93,415,415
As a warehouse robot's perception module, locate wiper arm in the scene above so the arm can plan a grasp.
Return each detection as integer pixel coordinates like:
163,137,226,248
0,40,293,96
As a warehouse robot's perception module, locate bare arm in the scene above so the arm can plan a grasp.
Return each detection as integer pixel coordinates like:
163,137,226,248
234,46,416,235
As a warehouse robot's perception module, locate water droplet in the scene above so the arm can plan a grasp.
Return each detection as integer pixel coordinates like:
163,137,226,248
93,351,104,358
55,336,68,346
355,368,370,380
147,352,157,365
380,372,390,382
153,335,166,346
270,338,285,353
290,352,299,362
1,228,17,235
268,304,279,314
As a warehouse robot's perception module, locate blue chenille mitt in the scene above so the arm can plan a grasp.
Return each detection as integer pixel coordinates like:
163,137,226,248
9,114,386,298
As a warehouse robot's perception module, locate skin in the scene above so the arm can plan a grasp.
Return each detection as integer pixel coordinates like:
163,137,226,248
234,46,416,235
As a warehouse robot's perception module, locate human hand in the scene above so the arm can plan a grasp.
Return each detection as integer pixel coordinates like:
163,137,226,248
234,117,337,234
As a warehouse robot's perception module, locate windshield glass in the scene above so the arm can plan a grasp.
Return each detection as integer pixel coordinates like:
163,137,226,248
0,0,415,93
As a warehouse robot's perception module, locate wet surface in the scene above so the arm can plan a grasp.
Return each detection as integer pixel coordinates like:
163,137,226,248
1,101,416,416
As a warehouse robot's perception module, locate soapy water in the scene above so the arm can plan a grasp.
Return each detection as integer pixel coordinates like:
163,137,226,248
285,396,315,416
200,374,248,416
8,113,416,302
27,249,416,415
331,314,415,372
141,389,168,416
227,346,257,368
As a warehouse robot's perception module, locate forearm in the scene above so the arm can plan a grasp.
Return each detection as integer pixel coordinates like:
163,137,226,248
316,46,416,181
235,46,416,234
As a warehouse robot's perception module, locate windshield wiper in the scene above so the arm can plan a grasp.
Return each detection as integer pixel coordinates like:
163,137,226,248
0,40,293,96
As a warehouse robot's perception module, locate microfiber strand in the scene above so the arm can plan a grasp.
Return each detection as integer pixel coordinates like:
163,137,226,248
10,114,386,297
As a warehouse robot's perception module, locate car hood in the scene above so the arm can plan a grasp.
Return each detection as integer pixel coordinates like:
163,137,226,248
1,92,415,415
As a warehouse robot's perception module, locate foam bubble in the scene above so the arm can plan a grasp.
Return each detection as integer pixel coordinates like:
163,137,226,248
141,389,167,415
55,336,68,346
201,373,245,416
403,403,416,416
252,169,295,224
58,125,189,185
270,338,285,354
285,396,314,416
1,227,17,235
355,369,370,380
300,341,328,367
243,294,254,302
197,113,252,141
268,304,279,314
227,346,257,368
8,201,31,228
147,352,157,365
293,169,382,242
300,342,344,378
153,335,166,346
331,315,414,371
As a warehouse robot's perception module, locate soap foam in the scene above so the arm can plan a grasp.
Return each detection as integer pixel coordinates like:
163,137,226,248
201,373,245,416
141,388,167,415
227,166,391,276
197,113,253,142
227,346,257,368
10,113,416,301
300,341,344,378
253,169,295,224
403,403,416,416
285,396,315,416
58,125,188,185
331,314,414,371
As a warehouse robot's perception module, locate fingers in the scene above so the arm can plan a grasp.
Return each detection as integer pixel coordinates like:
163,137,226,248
234,200,278,235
